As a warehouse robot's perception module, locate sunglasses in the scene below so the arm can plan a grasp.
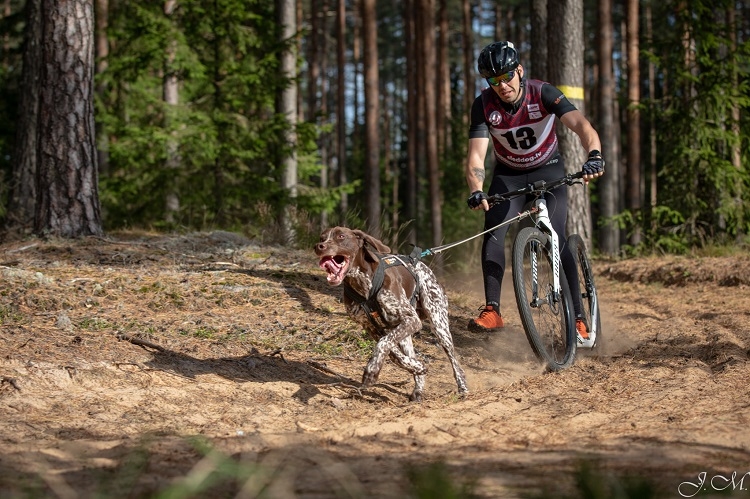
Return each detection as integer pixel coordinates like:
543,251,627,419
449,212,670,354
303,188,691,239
487,70,515,86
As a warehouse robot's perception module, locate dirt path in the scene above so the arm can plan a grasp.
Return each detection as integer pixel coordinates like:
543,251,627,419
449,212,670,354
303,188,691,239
1,233,749,498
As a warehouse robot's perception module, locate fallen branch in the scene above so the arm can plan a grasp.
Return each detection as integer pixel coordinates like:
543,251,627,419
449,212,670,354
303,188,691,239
307,360,349,379
116,333,166,352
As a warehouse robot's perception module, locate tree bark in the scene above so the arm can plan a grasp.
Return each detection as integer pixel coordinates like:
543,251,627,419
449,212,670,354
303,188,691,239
362,0,380,237
335,0,348,218
530,0,547,81
404,0,418,246
35,0,103,238
94,0,109,176
277,0,298,244
626,0,641,246
547,0,591,247
5,0,41,237
418,0,442,252
164,0,180,224
436,0,450,155
461,0,473,127
597,0,620,255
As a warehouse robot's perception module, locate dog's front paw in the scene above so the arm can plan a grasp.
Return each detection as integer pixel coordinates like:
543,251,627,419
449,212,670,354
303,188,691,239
409,390,423,403
361,368,379,388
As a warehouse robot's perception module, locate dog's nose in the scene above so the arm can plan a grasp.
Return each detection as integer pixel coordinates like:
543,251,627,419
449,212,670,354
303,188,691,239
315,242,326,252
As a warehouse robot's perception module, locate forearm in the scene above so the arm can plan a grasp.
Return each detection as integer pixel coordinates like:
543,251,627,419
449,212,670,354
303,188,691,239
561,111,601,154
465,138,490,192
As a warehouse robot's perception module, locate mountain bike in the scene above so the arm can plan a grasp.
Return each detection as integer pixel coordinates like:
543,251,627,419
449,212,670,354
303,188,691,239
487,171,601,371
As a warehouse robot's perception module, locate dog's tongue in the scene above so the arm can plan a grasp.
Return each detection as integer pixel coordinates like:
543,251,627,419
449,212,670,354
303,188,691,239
319,256,345,283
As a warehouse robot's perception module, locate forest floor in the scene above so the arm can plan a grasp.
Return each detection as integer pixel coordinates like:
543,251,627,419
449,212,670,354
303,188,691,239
1,231,749,498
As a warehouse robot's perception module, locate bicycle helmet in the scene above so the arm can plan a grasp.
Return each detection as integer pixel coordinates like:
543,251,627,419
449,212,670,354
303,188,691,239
477,41,520,78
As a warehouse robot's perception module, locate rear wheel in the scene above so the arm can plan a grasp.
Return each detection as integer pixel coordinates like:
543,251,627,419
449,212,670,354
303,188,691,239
568,234,601,348
511,227,576,371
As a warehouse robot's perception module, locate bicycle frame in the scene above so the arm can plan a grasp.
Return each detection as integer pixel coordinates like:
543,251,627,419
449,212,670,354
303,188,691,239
487,173,583,306
528,195,563,307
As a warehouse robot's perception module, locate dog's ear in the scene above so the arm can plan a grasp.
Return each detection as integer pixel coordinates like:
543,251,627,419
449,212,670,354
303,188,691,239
352,229,391,256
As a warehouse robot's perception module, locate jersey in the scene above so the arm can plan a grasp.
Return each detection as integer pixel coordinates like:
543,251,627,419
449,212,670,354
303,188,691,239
469,79,576,170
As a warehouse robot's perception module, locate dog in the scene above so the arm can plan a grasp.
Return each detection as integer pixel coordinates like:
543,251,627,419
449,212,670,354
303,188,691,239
314,226,468,401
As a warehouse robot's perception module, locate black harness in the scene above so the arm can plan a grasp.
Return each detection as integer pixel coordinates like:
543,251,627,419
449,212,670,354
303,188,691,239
343,247,423,334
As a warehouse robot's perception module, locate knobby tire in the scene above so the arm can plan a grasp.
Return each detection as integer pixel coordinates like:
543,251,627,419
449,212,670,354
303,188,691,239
568,234,601,348
512,227,576,371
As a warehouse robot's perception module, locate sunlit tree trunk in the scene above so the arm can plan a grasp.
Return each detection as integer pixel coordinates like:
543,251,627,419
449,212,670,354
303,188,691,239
362,0,381,237
626,0,641,246
547,0,592,247
597,0,620,255
35,0,103,238
164,0,180,225
309,0,330,228
277,0,298,244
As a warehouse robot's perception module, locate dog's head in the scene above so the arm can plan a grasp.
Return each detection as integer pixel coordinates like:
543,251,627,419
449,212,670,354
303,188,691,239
314,226,391,286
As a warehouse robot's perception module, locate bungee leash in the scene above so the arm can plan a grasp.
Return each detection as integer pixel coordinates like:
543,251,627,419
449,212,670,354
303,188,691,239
417,208,538,258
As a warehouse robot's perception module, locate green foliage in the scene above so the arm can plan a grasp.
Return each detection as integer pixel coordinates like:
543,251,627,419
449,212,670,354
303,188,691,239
643,0,750,250
96,0,343,235
406,461,477,499
611,206,691,256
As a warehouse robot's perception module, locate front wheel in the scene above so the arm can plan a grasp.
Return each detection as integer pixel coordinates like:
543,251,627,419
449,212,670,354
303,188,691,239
511,227,577,371
568,234,601,349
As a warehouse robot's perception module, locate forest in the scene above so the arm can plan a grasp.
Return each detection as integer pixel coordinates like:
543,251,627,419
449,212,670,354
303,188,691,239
0,0,748,260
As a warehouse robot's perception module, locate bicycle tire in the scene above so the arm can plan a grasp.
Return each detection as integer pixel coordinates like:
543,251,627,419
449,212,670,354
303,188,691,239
568,234,601,349
512,227,577,371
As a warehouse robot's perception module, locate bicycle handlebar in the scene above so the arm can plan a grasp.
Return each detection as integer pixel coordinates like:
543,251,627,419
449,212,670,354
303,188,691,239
487,171,584,207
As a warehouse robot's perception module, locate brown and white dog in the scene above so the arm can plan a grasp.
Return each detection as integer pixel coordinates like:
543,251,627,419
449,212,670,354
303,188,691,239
314,226,468,401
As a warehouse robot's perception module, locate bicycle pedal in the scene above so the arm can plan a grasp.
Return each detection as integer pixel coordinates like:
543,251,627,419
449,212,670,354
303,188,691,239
577,333,596,349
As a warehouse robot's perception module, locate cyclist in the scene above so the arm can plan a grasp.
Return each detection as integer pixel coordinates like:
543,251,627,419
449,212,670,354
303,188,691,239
465,40,604,339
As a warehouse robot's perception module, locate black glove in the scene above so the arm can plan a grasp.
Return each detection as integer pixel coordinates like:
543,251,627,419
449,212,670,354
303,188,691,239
467,190,488,209
582,150,605,176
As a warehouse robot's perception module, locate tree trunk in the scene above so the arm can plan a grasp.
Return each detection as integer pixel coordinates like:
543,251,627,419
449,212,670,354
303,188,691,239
404,0,418,246
597,0,620,255
646,3,656,213
727,6,743,242
461,0,473,127
436,0,450,155
419,0,442,253
626,0,641,246
530,0,547,81
277,0,298,244
35,0,103,238
335,0,348,219
5,0,41,237
94,0,109,177
547,0,591,247
362,0,381,237
164,0,180,225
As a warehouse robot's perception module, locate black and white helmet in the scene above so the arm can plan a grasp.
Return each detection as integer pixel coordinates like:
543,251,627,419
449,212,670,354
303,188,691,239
477,41,520,78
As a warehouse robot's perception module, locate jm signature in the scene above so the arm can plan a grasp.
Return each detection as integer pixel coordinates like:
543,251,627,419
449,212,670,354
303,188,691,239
679,471,750,497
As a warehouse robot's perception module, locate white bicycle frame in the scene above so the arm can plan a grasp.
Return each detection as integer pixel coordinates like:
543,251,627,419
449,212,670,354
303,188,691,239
528,197,563,308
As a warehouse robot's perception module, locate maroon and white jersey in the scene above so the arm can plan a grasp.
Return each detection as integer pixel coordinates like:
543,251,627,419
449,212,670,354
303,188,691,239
470,79,576,170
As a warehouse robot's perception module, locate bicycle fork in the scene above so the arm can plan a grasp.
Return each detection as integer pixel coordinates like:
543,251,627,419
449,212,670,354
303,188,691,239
530,198,563,309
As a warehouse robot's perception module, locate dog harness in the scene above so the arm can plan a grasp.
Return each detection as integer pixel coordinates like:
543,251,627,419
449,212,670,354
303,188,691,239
343,248,422,333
